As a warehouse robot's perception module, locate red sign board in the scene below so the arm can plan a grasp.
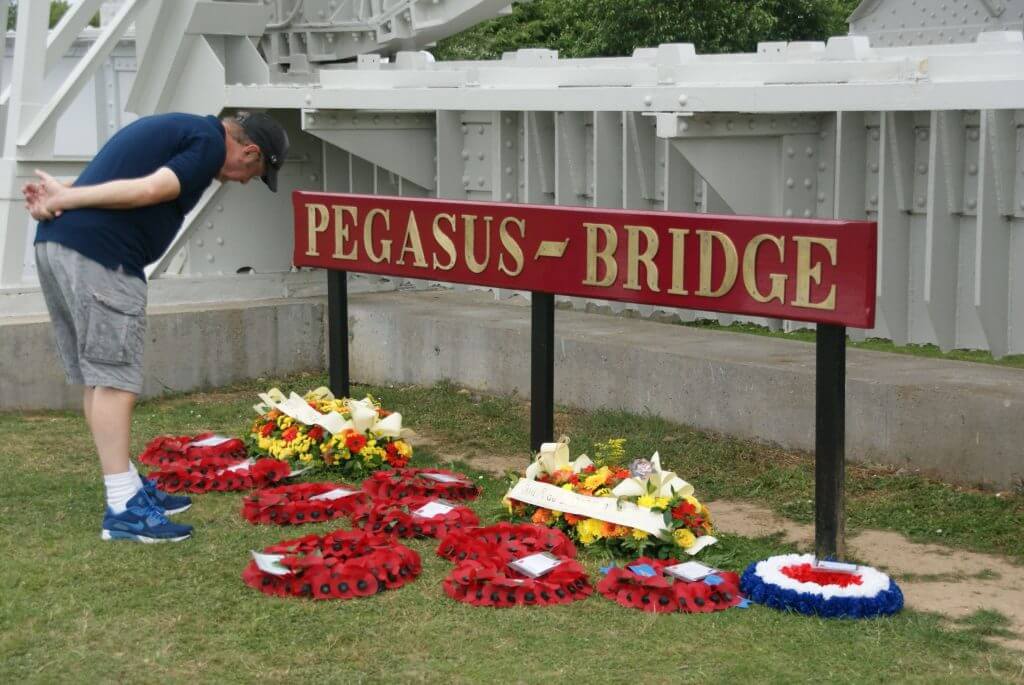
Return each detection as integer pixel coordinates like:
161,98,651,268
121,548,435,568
292,192,876,328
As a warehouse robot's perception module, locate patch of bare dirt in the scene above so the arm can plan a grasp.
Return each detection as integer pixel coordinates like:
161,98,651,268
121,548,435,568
708,499,1024,652
403,428,523,475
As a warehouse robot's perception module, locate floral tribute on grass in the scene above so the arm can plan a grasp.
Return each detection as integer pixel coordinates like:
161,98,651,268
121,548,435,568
241,482,369,526
740,554,904,619
243,529,421,600
436,523,577,564
597,557,743,613
357,496,480,539
139,433,248,466
504,438,716,559
362,467,481,502
138,433,292,493
248,387,413,479
442,555,592,608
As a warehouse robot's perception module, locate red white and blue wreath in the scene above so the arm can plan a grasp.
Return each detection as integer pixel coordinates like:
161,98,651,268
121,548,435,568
740,554,904,618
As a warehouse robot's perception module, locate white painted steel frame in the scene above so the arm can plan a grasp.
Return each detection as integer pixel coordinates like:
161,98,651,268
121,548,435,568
2,0,1023,357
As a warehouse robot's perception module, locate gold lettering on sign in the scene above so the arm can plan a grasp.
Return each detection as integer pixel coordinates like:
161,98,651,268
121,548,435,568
498,217,526,277
696,230,738,298
793,236,838,310
742,234,787,304
363,208,391,264
463,215,492,274
397,211,427,268
332,205,358,261
304,203,329,257
583,223,618,287
431,213,458,271
624,225,660,292
667,228,690,295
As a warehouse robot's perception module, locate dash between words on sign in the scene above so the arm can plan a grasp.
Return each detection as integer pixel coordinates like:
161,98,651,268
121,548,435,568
303,202,840,311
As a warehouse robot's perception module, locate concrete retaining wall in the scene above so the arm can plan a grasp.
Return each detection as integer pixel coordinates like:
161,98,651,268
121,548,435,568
1,298,325,410
347,291,1024,490
3,290,1021,488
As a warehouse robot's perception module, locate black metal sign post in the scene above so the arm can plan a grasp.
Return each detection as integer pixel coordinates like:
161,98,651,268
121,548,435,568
530,292,555,452
815,323,847,559
327,270,350,398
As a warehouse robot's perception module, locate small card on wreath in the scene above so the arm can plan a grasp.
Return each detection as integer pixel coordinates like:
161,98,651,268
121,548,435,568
814,559,859,574
418,472,468,484
508,552,563,578
251,551,291,576
412,499,457,518
309,488,358,501
664,560,718,582
190,435,233,447
221,459,254,474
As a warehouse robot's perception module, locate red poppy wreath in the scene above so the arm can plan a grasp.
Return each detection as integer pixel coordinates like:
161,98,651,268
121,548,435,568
241,482,369,525
436,523,577,564
357,496,480,538
362,468,481,502
242,529,422,600
443,555,592,608
597,557,743,613
147,456,292,493
138,433,294,493
139,433,248,468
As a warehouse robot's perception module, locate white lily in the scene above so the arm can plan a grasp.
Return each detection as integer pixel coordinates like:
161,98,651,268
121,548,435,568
372,412,403,438
306,386,335,402
321,396,403,438
611,451,694,499
253,387,287,415
347,397,379,433
524,439,594,480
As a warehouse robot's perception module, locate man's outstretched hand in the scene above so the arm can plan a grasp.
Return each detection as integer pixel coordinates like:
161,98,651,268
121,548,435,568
22,170,67,221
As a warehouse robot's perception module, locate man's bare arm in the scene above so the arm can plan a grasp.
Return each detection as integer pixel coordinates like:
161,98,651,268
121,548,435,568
27,168,181,220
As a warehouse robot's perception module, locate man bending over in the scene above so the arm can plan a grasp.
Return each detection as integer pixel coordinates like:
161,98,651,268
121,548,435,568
22,111,289,543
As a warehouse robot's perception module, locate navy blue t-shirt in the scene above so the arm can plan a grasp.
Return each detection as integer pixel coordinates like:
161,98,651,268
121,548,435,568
35,113,226,280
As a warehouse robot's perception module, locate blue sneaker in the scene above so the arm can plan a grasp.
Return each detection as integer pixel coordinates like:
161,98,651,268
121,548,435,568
141,478,192,515
101,490,193,543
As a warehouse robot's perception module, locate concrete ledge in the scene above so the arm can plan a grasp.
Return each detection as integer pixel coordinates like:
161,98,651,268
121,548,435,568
1,298,326,410
347,290,1024,489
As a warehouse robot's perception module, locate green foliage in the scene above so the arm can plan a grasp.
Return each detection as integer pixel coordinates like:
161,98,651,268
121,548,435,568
435,0,863,60
6,1,99,31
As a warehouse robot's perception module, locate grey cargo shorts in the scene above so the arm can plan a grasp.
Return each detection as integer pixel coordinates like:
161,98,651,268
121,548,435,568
34,242,147,394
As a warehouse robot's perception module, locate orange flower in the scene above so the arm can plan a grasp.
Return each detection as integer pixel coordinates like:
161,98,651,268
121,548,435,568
531,508,551,525
551,469,573,485
564,513,584,525
267,409,281,420
600,521,618,537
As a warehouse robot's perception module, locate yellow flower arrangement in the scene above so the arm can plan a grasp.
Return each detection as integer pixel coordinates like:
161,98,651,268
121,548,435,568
247,388,413,478
505,437,716,558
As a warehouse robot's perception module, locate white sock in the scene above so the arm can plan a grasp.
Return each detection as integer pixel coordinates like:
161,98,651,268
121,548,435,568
127,460,144,487
104,470,141,514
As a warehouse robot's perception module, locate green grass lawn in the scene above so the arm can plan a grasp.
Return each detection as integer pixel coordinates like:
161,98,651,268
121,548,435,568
2,375,1023,683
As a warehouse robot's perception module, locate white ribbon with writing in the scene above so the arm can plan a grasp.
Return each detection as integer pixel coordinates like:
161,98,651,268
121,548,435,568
507,478,669,537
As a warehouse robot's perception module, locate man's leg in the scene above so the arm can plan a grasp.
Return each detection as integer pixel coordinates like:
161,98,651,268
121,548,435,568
83,386,94,430
89,386,135,476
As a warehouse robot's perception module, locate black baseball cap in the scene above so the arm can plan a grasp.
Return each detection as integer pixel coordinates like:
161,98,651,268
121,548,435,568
238,111,289,192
